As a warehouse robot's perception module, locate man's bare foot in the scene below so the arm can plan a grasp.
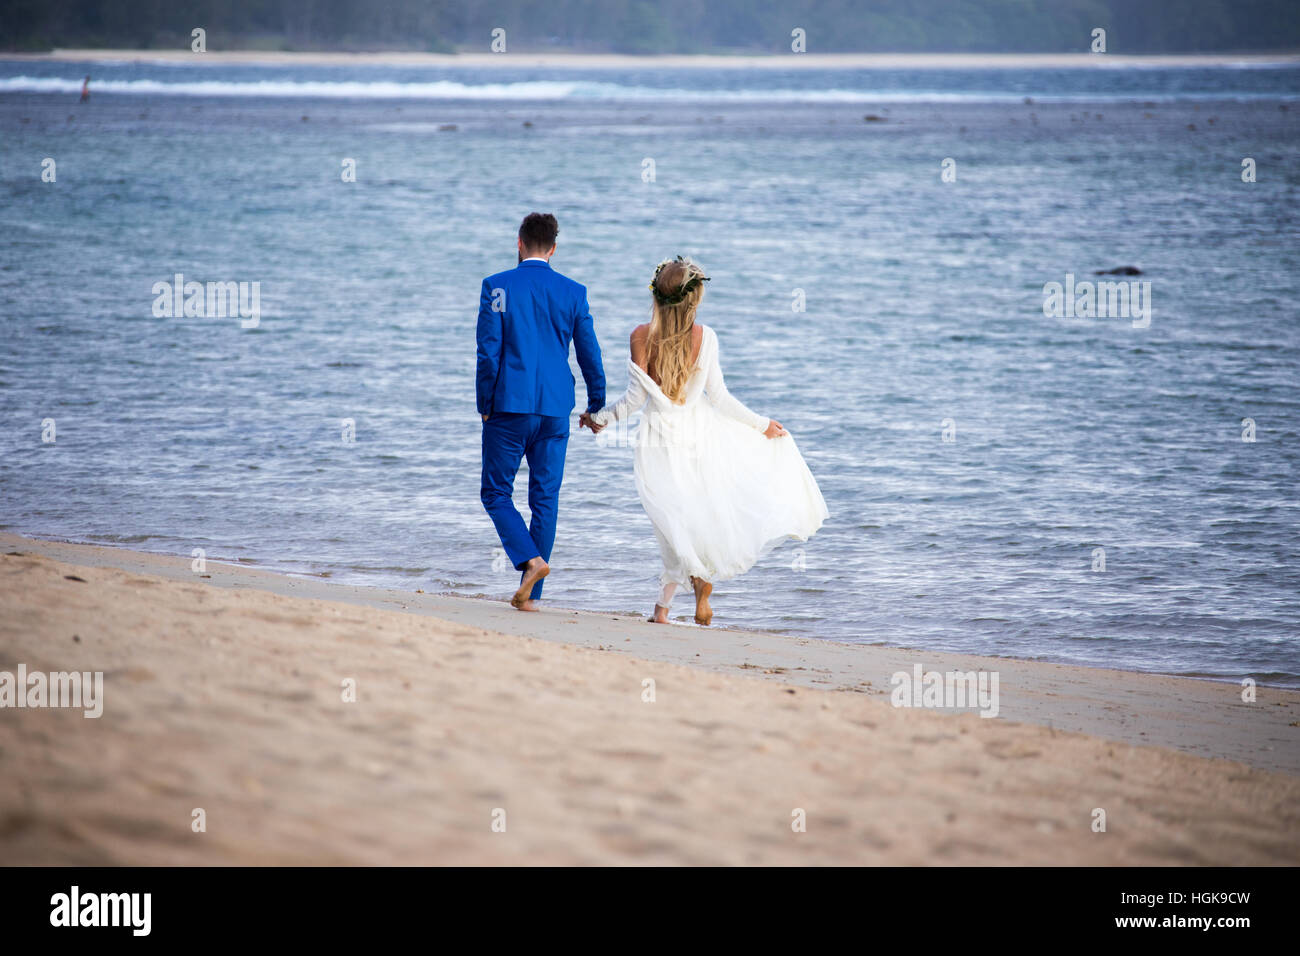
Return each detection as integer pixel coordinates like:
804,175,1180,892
650,604,670,624
511,557,549,610
691,576,713,626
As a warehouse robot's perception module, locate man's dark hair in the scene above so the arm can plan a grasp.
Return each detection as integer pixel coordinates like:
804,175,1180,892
518,212,559,253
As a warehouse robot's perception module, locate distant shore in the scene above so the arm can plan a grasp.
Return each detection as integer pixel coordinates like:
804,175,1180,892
6,48,1300,69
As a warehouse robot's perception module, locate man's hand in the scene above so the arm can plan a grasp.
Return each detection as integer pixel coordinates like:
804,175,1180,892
579,412,605,434
482,413,489,422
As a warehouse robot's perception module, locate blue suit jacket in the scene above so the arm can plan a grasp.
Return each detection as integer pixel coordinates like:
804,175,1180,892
476,259,605,419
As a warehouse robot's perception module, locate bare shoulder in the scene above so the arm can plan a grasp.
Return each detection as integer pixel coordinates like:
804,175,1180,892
630,324,650,366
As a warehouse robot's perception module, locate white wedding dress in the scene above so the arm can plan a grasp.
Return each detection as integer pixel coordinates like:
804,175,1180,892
592,324,829,609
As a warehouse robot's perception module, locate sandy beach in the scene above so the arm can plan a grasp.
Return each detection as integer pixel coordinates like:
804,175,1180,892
1,533,1296,865
9,49,1300,69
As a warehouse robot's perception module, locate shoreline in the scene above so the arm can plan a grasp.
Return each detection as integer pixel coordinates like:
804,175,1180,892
2,531,1297,864
5,49,1300,69
3,531,1287,693
4,532,1298,777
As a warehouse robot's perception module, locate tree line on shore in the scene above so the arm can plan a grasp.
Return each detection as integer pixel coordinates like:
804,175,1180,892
3,0,1297,54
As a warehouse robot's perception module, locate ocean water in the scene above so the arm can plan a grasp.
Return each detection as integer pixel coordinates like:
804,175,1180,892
2,59,1298,685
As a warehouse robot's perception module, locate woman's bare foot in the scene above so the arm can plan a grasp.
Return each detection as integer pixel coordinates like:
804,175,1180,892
650,604,670,624
691,576,713,626
511,557,549,611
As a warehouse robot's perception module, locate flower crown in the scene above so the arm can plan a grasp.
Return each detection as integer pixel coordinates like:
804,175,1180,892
649,256,710,307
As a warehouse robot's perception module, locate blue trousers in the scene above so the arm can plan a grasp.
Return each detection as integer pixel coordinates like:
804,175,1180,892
480,413,569,600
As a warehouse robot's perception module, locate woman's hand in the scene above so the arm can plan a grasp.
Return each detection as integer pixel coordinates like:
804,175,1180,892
763,419,787,439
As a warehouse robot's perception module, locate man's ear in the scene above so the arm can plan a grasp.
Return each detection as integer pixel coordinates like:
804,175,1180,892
547,243,557,259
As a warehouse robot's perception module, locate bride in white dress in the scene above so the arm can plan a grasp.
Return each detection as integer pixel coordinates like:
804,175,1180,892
580,256,829,625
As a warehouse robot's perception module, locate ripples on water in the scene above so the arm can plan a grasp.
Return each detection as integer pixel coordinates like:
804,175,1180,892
1,61,1297,684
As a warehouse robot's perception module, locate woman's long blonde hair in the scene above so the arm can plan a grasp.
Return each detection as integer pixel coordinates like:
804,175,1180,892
647,256,709,404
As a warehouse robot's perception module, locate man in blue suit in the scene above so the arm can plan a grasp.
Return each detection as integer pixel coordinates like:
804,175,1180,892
477,212,605,611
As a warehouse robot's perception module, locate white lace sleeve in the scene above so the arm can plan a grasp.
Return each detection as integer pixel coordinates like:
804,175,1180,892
703,328,769,432
591,361,649,426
